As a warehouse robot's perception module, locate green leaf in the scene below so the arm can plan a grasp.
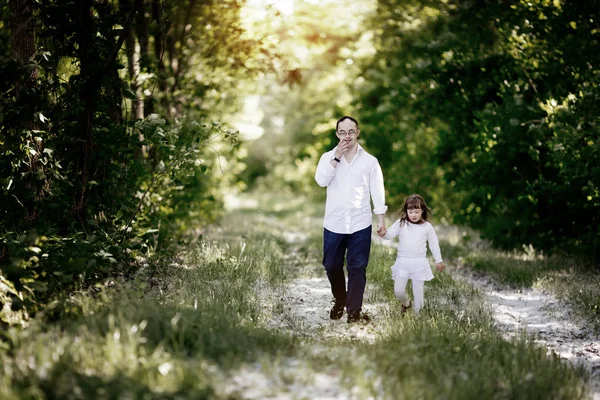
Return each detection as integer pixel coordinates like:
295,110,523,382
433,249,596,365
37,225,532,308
87,219,99,227
122,86,137,99
25,281,48,293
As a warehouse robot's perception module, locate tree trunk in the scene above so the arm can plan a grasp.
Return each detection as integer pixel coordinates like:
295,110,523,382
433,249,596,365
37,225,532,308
167,32,177,75
132,40,144,120
75,0,96,218
10,0,42,224
122,0,136,78
152,0,168,115
134,0,152,116
121,0,144,119
171,0,195,94
10,0,37,100
135,0,149,68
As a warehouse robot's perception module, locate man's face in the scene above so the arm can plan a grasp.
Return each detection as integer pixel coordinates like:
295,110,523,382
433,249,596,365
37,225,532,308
336,119,360,146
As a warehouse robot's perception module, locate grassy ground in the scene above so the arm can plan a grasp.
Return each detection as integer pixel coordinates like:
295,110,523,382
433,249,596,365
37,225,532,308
0,191,591,399
439,225,600,331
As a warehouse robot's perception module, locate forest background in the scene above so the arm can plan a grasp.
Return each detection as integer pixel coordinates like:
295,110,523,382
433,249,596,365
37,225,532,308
1,0,599,323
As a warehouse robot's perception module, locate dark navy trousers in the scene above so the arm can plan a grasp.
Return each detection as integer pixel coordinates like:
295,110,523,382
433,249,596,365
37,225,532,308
322,225,372,316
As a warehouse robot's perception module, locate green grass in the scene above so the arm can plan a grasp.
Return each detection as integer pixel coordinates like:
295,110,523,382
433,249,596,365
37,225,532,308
0,192,592,399
0,203,300,399
535,269,600,331
363,246,587,399
439,227,600,331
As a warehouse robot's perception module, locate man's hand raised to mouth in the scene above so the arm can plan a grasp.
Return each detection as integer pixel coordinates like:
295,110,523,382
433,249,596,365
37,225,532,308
335,140,351,159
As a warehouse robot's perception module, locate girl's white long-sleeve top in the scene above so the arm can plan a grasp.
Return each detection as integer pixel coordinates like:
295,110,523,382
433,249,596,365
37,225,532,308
315,144,387,234
383,220,443,263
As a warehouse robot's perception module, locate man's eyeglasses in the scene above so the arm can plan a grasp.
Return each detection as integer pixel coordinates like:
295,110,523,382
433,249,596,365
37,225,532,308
337,130,358,137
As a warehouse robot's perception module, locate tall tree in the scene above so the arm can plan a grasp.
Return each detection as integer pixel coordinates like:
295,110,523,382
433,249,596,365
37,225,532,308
10,0,36,99
354,0,600,258
9,0,43,224
121,0,144,119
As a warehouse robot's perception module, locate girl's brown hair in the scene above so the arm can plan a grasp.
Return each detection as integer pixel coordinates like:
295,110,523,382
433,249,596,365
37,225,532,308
395,194,431,226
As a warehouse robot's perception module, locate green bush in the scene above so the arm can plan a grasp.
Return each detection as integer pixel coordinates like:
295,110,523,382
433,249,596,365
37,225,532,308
355,0,600,260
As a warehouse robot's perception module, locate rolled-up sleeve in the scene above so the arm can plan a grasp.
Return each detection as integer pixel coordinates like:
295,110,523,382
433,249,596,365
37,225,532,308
315,152,336,187
369,160,387,215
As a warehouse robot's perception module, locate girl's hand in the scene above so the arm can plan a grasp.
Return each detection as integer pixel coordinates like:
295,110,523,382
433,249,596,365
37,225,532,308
435,262,446,272
377,226,387,237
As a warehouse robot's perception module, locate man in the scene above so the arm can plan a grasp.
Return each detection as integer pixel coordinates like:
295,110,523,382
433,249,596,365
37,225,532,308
315,116,387,323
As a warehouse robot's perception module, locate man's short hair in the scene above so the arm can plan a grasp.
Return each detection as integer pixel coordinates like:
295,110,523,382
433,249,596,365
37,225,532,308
336,116,359,131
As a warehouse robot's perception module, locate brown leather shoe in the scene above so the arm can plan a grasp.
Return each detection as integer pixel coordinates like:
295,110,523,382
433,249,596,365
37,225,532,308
401,301,412,315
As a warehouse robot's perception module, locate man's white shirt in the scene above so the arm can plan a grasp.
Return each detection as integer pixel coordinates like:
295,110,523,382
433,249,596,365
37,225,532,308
315,144,387,234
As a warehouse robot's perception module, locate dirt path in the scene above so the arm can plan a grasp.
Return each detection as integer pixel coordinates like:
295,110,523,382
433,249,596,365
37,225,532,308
453,269,600,399
252,228,600,399
219,275,388,399
214,227,388,399
268,274,389,341
218,197,598,397
375,224,600,399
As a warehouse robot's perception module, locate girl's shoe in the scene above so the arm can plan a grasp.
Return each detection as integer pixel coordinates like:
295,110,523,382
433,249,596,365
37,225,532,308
401,301,412,314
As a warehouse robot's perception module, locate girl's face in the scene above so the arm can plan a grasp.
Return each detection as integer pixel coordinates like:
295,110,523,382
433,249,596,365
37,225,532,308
407,207,422,223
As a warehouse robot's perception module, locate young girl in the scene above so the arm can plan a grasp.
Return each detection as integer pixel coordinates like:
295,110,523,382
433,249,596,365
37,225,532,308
381,194,445,314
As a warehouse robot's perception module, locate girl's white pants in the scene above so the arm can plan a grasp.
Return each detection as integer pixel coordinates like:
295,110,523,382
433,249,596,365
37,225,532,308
394,277,425,314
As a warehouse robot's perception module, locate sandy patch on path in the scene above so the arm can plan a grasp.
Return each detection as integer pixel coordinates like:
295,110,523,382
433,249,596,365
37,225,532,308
268,228,390,343
229,272,387,399
268,275,389,343
219,358,366,400
214,230,386,399
216,294,384,400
